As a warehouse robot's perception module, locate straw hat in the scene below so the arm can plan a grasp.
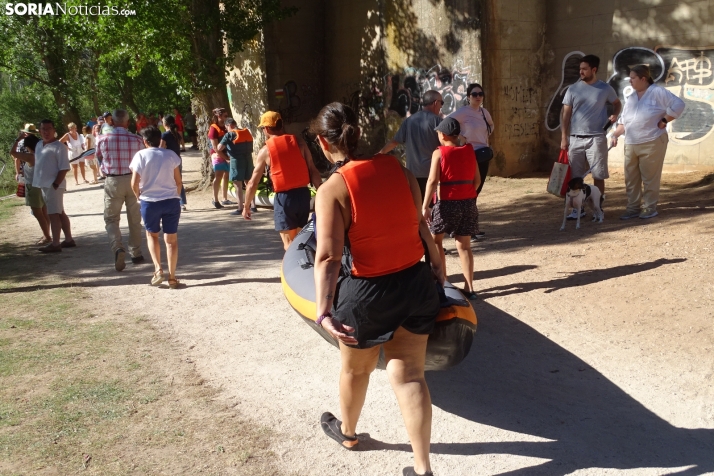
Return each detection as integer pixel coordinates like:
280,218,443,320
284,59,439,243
20,123,39,134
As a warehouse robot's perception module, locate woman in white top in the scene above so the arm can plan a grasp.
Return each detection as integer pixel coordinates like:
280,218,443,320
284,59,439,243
611,65,685,219
59,122,87,185
448,83,494,239
82,126,99,184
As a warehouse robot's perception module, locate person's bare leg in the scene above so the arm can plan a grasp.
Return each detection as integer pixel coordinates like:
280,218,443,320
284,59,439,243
48,214,62,246
384,327,432,475
212,172,221,203
594,178,605,196
455,235,474,293
31,206,51,241
79,162,88,182
233,181,245,209
338,343,380,437
433,233,446,279
164,233,178,280
58,211,73,242
146,231,162,273
71,164,79,185
221,174,229,201
279,228,301,251
89,164,98,182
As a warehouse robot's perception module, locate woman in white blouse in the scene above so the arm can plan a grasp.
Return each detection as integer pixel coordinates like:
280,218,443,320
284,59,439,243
448,83,494,239
610,65,685,219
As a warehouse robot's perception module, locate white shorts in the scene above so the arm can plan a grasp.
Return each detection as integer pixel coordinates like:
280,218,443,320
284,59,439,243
568,135,609,180
41,186,65,214
85,158,99,168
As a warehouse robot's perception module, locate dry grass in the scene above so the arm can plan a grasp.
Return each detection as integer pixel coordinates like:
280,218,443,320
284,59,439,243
0,205,283,475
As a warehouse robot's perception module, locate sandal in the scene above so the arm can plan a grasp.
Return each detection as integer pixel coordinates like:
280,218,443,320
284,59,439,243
167,278,179,289
151,269,165,286
320,412,359,450
36,237,52,245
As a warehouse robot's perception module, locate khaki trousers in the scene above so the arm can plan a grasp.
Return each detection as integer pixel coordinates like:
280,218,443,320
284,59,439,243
623,133,669,213
104,175,143,258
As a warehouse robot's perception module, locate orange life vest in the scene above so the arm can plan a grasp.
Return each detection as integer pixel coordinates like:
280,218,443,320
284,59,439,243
232,128,253,144
266,134,310,192
337,155,424,278
209,123,226,139
439,145,477,201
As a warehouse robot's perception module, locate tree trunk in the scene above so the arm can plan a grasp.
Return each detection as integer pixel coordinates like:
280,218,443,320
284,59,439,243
43,55,82,132
189,0,231,189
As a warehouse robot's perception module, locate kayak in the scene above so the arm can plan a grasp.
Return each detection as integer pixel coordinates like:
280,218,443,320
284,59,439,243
281,220,477,371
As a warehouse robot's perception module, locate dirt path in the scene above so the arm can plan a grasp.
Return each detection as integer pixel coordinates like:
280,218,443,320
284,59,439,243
3,152,713,475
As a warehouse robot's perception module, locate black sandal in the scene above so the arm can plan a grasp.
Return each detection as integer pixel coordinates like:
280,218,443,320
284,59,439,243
403,467,434,476
320,412,359,450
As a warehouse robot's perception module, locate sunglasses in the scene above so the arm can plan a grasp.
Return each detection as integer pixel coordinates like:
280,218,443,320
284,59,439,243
470,92,485,97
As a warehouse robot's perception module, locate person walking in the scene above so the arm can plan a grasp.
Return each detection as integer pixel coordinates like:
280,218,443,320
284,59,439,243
311,102,443,476
184,110,198,150
101,112,115,134
422,117,479,299
448,83,495,240
610,64,685,220
378,90,443,201
59,122,88,185
216,118,256,214
560,54,621,213
10,128,51,244
130,126,182,289
242,111,322,250
32,119,75,252
173,108,187,152
82,126,99,184
208,107,232,208
96,109,146,271
159,115,188,210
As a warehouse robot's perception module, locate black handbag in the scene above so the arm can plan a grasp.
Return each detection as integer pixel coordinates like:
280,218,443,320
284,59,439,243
475,108,494,163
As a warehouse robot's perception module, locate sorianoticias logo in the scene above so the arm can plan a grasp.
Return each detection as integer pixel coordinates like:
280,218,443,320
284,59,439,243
4,3,136,16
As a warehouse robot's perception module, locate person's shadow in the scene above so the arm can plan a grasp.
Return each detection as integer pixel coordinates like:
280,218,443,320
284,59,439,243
418,299,714,475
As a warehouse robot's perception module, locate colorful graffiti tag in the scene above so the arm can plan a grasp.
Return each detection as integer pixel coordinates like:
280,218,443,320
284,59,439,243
385,61,473,117
546,46,714,145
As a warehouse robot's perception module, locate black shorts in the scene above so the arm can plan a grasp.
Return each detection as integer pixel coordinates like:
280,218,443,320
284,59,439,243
274,187,310,231
333,261,440,348
429,198,478,237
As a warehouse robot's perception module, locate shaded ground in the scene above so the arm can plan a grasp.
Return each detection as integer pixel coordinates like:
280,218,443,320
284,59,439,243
0,152,712,475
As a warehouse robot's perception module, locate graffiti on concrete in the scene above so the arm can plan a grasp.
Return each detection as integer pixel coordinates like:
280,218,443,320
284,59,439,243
277,80,318,123
385,60,473,117
545,51,585,131
546,47,714,145
606,47,666,99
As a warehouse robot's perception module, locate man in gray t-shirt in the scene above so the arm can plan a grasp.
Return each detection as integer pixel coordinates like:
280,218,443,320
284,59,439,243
561,55,621,202
379,90,443,200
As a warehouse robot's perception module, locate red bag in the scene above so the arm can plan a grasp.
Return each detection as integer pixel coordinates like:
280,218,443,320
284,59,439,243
16,178,26,198
546,150,571,198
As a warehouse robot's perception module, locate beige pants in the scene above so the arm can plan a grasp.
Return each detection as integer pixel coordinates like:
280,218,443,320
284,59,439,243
104,175,143,258
623,133,669,213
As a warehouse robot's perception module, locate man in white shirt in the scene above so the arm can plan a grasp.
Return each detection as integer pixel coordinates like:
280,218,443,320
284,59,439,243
32,119,75,252
561,55,622,218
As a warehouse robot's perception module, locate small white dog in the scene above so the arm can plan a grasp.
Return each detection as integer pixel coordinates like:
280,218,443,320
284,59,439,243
560,177,604,230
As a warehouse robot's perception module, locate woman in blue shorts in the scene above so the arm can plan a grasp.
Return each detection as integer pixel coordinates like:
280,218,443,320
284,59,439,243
130,126,183,289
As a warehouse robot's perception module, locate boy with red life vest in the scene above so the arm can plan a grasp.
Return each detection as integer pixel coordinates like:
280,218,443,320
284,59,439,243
422,117,480,299
243,111,322,250
216,118,257,214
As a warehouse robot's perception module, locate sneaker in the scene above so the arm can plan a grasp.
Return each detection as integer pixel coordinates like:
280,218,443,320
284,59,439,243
250,206,258,213
229,208,244,216
131,255,146,265
403,467,434,476
221,200,235,206
620,209,640,220
474,231,485,237
639,208,658,219
212,200,224,209
470,236,481,243
566,208,586,220
181,205,187,211
115,249,126,271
